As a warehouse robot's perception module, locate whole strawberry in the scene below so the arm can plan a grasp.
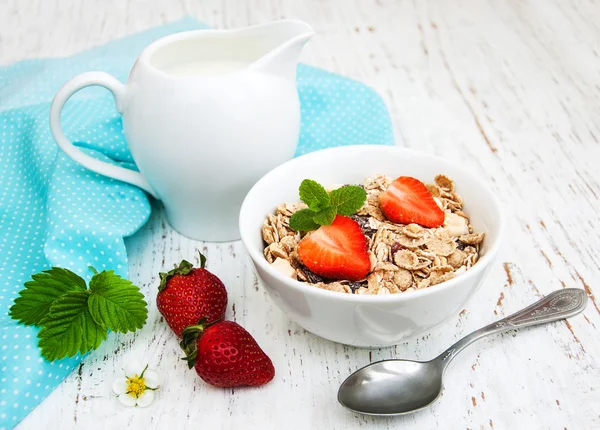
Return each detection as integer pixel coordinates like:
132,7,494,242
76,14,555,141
180,320,275,388
156,253,227,337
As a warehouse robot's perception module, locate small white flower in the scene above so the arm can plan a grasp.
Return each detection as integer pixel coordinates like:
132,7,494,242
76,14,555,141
112,361,160,407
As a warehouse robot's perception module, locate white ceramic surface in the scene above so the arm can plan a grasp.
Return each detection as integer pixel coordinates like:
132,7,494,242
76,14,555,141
240,145,504,347
49,20,314,241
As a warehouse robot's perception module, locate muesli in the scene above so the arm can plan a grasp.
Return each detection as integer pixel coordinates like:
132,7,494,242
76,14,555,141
262,174,484,295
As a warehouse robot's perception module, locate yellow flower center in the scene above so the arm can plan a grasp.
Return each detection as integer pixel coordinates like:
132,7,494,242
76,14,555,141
126,375,146,398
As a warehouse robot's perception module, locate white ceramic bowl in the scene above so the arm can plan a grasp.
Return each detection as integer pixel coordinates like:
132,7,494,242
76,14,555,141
239,145,504,347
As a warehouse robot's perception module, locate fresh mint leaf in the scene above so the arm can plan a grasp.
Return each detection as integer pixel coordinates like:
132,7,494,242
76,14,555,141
37,291,107,361
299,179,329,211
312,206,337,226
87,270,148,333
289,208,320,231
329,186,367,216
9,267,87,326
291,180,367,231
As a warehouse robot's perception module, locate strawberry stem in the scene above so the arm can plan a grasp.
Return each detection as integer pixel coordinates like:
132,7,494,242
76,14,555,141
197,251,207,269
157,260,194,292
179,316,223,369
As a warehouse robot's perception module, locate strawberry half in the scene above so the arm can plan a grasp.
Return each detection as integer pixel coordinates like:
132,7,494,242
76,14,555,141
297,215,370,281
380,176,445,228
156,254,227,337
180,320,275,388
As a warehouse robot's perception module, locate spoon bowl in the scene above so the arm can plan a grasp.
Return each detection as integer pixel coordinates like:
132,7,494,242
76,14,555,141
338,360,443,415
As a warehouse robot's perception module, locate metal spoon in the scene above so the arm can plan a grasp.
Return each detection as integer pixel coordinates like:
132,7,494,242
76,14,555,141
338,288,587,416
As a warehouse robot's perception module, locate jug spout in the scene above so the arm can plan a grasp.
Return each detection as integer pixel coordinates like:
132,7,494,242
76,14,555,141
249,20,314,80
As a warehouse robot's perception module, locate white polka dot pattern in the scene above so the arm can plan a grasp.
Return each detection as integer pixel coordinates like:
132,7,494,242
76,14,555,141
0,18,393,429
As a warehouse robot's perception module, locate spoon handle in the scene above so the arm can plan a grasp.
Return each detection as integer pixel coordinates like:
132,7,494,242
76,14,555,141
436,288,587,367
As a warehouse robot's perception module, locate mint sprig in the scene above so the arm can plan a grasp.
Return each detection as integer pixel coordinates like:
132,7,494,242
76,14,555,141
289,208,320,231
298,179,330,211
289,179,367,231
9,267,148,361
329,186,368,216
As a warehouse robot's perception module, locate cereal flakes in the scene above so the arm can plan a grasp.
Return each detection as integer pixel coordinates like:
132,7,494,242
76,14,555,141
261,174,484,295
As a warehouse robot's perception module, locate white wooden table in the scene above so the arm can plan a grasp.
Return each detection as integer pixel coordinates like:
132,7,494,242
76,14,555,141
2,1,599,428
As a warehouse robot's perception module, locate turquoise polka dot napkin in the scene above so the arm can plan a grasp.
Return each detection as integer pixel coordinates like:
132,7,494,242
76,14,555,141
0,17,393,429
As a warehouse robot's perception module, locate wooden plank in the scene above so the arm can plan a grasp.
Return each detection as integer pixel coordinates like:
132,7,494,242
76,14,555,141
1,0,598,428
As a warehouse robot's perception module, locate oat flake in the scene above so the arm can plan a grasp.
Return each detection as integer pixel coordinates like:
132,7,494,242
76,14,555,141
262,173,483,295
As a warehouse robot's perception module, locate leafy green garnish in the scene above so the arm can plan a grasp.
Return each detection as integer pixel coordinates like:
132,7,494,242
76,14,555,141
38,291,107,361
9,267,147,361
9,267,87,326
312,206,337,226
329,186,368,216
288,208,320,231
87,270,148,333
289,179,367,231
298,179,330,211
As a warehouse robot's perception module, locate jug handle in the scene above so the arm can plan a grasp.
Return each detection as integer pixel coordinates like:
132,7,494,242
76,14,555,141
49,72,158,198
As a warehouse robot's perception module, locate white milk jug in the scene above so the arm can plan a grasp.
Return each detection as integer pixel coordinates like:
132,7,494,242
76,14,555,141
50,20,314,241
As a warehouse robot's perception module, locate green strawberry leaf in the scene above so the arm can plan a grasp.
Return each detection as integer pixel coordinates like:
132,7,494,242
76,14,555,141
87,270,148,333
289,208,320,231
9,267,87,326
37,291,107,361
329,186,367,216
299,179,329,211
312,206,337,226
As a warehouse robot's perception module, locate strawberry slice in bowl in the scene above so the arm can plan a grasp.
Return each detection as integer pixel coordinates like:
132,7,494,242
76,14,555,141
379,176,445,228
297,215,371,281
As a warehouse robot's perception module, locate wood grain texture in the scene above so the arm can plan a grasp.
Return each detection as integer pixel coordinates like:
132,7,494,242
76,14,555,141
1,0,599,428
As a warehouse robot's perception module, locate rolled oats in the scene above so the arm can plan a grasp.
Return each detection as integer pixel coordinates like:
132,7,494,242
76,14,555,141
445,199,463,212
374,242,390,263
416,277,431,289
451,192,463,205
435,174,455,192
393,269,414,291
454,210,469,219
426,183,442,198
264,242,288,263
374,262,399,272
393,249,420,270
368,251,377,271
315,282,352,294
459,232,485,245
262,173,484,295
403,223,425,238
424,232,457,257
430,272,455,286
262,215,279,245
276,202,307,217
447,249,467,269
395,233,427,249
367,272,380,294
